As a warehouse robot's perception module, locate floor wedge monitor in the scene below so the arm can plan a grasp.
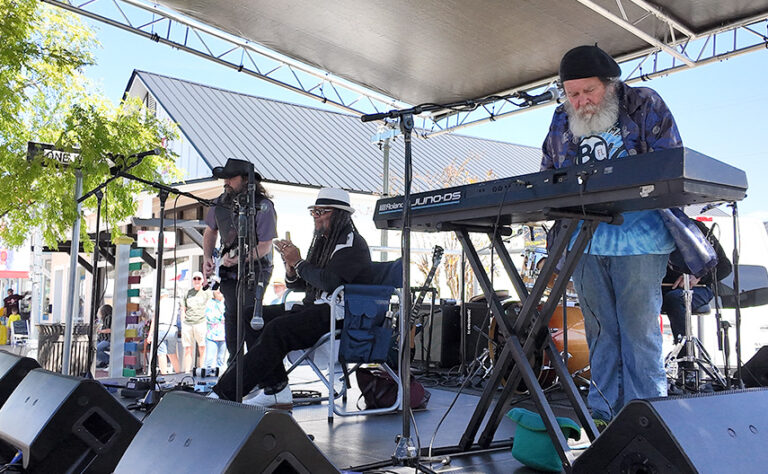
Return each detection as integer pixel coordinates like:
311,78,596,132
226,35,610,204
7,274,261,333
0,350,40,409
0,368,141,473
573,388,768,473
114,391,339,474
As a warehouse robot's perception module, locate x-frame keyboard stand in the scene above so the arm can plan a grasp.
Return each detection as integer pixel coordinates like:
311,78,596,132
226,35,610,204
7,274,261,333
454,212,618,472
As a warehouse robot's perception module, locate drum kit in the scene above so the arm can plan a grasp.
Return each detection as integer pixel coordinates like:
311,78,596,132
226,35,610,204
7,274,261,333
486,249,768,395
486,247,590,393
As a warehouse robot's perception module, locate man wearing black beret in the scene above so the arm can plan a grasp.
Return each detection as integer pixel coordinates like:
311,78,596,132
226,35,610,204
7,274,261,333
541,45,716,430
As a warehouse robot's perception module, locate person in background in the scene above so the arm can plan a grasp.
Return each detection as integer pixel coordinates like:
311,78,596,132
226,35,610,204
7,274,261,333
181,271,211,372
269,278,287,304
662,219,731,351
3,289,21,316
148,290,181,374
204,288,227,369
95,304,113,369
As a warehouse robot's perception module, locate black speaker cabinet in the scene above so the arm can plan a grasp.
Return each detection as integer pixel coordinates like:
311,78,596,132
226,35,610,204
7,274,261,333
0,368,141,473
0,351,41,463
114,391,339,473
742,345,768,388
573,389,768,473
0,350,39,408
414,303,460,368
413,302,507,368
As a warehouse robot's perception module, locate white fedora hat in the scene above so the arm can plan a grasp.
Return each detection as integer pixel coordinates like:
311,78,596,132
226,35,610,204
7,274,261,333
308,188,355,214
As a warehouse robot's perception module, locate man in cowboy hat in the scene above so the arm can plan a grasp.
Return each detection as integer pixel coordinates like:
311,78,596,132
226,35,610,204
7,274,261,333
209,187,372,408
540,45,712,429
202,158,278,363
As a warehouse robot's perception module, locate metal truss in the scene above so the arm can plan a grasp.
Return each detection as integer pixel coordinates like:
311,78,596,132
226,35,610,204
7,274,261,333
45,0,768,138
41,0,403,116
424,6,768,137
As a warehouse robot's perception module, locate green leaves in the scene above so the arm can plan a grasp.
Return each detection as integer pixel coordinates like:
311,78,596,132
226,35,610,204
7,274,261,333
0,0,181,249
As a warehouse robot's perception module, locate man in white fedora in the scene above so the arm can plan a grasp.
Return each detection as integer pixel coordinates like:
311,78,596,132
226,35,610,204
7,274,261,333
210,187,372,408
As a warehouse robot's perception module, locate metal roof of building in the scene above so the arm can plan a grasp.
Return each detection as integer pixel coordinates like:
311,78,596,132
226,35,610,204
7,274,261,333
130,70,541,194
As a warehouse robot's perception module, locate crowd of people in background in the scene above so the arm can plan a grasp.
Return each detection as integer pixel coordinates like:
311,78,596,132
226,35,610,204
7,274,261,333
93,277,287,375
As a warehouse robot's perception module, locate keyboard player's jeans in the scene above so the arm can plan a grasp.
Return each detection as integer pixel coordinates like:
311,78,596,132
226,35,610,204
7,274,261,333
572,253,669,422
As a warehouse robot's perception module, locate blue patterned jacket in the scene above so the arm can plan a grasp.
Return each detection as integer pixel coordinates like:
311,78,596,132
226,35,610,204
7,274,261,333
541,82,681,169
541,82,717,277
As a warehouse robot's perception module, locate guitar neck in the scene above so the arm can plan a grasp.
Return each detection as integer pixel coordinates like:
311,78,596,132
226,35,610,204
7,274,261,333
410,264,439,321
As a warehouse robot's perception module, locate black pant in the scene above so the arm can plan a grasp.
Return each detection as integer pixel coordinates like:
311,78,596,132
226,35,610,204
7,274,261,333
213,303,338,400
219,265,273,364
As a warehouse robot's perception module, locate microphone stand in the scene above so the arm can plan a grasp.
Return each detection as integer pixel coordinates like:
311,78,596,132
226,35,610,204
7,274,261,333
93,170,214,408
232,163,266,402
78,149,160,379
360,92,541,471
83,189,102,379
728,201,745,388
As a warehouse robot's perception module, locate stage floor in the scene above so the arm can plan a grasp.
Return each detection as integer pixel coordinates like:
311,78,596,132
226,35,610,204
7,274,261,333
104,365,590,473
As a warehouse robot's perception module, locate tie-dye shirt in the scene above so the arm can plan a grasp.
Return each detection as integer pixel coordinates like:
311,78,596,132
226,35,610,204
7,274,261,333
542,82,680,256
205,299,225,341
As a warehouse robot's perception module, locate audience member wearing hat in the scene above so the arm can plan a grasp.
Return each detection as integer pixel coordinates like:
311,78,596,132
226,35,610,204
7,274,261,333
202,158,278,364
180,271,212,372
210,187,373,408
540,44,692,429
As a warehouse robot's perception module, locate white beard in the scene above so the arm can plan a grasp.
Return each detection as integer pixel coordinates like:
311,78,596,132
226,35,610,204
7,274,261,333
565,85,620,137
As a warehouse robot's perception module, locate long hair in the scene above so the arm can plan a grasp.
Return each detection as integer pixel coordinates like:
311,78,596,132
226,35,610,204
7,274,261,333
303,209,356,298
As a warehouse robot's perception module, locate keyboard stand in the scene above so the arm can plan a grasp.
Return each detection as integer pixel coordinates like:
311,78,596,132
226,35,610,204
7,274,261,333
455,211,619,471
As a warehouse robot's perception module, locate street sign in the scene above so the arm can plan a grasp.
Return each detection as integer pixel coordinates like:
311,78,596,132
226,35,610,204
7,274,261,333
26,142,81,166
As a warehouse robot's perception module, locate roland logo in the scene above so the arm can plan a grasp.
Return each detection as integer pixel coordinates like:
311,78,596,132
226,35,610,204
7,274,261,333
379,201,403,212
412,191,461,207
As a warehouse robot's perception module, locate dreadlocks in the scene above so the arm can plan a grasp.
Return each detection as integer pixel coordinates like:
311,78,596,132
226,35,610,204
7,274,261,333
303,209,356,299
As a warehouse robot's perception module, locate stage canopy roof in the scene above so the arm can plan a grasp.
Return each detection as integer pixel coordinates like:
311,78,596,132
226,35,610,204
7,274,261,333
49,0,768,133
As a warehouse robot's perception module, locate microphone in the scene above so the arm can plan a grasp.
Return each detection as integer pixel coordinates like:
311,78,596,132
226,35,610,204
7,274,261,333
520,87,560,106
108,148,162,174
700,202,723,214
235,196,269,212
130,148,162,159
250,282,265,330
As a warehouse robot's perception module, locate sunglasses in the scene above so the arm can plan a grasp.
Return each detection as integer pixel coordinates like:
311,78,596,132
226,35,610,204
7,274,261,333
310,208,333,218
193,277,203,281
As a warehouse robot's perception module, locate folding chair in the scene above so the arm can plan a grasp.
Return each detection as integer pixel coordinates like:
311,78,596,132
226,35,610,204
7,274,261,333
284,259,404,422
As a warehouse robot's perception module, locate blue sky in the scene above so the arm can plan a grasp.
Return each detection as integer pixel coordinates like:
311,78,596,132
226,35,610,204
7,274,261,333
83,17,768,217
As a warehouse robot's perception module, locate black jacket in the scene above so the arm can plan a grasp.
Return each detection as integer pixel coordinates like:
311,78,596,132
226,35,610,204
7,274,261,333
288,227,373,305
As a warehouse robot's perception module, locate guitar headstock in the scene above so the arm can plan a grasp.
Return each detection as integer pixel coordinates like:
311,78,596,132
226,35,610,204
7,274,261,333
432,245,444,265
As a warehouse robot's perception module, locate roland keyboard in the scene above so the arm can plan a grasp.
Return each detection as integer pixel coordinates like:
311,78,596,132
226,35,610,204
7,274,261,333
373,147,747,232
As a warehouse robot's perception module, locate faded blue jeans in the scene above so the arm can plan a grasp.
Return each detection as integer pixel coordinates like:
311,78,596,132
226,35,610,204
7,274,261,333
572,253,669,422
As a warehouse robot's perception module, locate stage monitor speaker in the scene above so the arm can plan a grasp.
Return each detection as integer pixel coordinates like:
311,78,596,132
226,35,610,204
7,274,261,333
0,368,141,473
573,389,768,473
0,349,39,408
114,391,339,474
742,345,768,388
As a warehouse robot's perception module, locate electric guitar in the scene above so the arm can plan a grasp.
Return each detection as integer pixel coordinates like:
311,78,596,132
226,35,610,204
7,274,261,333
410,245,444,325
207,243,237,290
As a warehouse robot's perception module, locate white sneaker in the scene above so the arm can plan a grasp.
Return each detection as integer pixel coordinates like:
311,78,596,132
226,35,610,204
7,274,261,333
242,385,292,410
242,387,264,401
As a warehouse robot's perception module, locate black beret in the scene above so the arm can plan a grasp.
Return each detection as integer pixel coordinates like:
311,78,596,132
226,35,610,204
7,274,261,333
559,45,621,82
212,158,263,180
